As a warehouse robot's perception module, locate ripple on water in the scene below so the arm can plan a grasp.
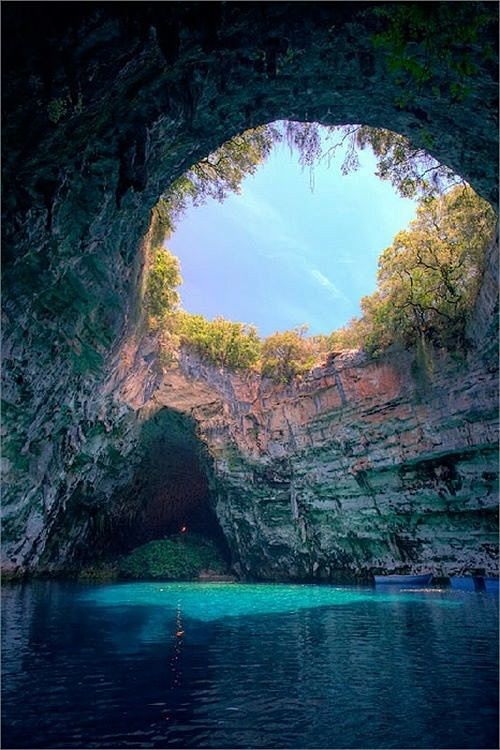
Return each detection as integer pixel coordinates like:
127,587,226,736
1,581,498,749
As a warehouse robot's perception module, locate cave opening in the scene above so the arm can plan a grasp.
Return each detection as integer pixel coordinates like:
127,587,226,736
165,121,422,338
89,408,230,564
143,118,495,385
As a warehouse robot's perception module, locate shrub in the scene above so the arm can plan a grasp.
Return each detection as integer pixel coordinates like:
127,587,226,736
77,563,119,583
149,198,177,248
261,327,316,383
178,312,261,370
119,534,227,580
145,249,181,322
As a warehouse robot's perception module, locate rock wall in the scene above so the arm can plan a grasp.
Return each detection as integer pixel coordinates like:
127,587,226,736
1,3,498,575
108,282,498,580
3,261,498,578
151,345,498,579
466,226,499,365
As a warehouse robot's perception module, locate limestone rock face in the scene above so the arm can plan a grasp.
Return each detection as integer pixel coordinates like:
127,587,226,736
1,4,498,576
145,344,497,580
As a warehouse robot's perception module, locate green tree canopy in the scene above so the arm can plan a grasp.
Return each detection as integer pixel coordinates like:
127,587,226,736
261,327,316,383
329,186,496,354
145,248,182,322
177,312,261,370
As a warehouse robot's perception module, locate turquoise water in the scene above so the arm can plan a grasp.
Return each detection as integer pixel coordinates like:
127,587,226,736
2,581,498,748
82,581,464,621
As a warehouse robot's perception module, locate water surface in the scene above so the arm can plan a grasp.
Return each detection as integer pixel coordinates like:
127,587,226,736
2,581,498,748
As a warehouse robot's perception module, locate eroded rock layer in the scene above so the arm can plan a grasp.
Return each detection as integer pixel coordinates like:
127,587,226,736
150,345,498,580
111,237,499,580
2,3,498,577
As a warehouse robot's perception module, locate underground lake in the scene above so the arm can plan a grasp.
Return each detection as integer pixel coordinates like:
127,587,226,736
2,581,498,749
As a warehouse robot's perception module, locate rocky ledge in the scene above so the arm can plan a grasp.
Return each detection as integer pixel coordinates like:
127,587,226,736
114,325,498,581
2,232,497,581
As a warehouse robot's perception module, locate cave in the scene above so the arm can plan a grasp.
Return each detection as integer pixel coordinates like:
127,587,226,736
1,2,498,577
119,409,223,550
2,6,499,748
39,408,230,566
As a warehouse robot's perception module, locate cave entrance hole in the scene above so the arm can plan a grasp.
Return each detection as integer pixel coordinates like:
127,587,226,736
164,121,423,337
91,409,230,563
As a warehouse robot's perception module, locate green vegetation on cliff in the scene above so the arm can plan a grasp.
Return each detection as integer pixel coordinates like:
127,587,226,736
177,312,261,370
261,328,317,384
145,125,496,380
145,249,182,323
119,534,227,580
329,186,495,354
370,2,496,110
148,184,494,377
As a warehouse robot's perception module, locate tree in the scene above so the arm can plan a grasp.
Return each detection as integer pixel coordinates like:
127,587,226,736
261,327,316,383
380,186,494,347
327,314,378,352
329,186,496,354
145,248,182,322
177,312,261,370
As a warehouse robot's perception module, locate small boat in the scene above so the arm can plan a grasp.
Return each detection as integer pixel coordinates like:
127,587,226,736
484,578,499,595
450,576,476,592
451,575,499,593
374,573,433,585
473,576,499,594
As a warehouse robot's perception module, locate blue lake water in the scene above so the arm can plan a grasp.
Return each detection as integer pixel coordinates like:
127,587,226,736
2,581,498,749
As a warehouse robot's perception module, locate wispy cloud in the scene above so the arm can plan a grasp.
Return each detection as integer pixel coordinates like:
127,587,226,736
233,189,284,228
308,269,348,301
225,188,308,255
226,188,348,303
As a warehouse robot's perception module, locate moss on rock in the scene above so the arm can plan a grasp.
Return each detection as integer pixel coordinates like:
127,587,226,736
119,534,227,580
77,562,119,583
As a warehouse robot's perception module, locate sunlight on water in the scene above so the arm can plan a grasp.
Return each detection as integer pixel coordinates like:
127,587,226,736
81,582,461,624
3,581,497,749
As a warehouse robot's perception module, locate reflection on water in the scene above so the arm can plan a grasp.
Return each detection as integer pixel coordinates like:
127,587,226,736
2,581,498,749
81,581,463,621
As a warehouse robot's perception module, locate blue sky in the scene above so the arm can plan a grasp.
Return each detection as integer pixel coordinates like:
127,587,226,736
167,129,419,336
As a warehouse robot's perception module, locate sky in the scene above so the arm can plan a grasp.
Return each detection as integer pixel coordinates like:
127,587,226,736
167,129,419,337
